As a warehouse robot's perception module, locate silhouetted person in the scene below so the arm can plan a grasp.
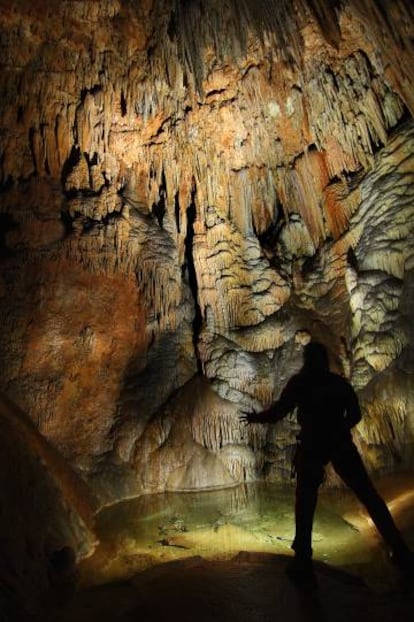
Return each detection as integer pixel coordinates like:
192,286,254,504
241,342,413,582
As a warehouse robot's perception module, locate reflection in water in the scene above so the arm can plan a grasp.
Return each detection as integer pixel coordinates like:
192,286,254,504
81,476,414,591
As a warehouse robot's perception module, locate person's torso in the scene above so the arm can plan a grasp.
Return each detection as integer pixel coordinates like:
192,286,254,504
293,371,352,459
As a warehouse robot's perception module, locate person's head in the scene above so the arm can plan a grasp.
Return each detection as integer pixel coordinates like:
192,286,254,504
302,342,329,373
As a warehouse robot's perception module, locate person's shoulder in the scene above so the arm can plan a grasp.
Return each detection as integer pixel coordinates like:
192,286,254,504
328,371,346,381
286,372,305,389
328,372,353,390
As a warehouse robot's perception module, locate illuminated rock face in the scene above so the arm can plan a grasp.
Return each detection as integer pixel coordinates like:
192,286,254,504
0,0,413,503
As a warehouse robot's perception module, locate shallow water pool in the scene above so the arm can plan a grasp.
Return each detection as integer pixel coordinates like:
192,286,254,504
80,474,414,592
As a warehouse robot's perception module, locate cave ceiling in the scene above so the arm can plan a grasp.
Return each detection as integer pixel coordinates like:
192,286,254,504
0,0,413,503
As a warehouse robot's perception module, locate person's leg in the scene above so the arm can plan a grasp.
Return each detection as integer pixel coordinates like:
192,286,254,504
286,451,324,586
331,442,411,565
292,449,325,561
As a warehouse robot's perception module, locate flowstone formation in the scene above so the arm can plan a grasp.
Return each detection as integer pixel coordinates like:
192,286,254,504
0,0,413,504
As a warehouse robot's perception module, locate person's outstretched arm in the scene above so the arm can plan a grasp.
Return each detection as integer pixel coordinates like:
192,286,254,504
241,376,299,424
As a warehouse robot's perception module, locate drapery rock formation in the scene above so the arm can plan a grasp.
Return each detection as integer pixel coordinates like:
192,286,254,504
0,0,413,505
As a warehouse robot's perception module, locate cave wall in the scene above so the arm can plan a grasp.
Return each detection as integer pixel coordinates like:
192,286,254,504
0,0,413,504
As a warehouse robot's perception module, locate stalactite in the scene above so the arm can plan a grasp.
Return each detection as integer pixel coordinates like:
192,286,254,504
191,407,244,452
297,0,341,49
218,444,258,481
305,50,405,182
347,0,414,115
1,1,410,258
278,152,329,247
322,179,361,240
358,399,407,452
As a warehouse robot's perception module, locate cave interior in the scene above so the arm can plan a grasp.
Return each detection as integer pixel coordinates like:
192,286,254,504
0,0,414,619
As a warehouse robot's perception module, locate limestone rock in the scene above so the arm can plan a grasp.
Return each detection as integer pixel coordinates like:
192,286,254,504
0,0,413,504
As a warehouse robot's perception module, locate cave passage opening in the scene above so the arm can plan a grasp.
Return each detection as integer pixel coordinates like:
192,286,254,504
183,179,203,374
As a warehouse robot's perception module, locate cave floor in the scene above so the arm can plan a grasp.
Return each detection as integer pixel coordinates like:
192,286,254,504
41,552,414,622
41,472,414,622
